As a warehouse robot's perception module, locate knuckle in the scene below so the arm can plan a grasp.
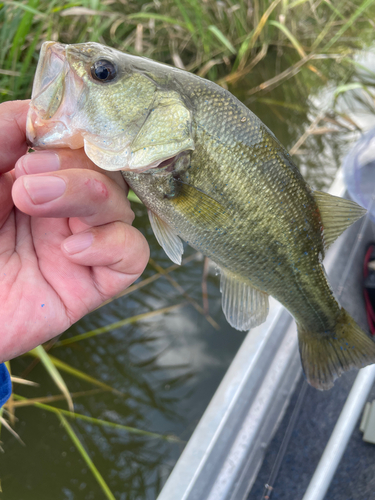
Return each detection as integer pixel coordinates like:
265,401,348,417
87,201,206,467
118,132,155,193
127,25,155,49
122,225,150,274
126,204,135,224
85,177,110,202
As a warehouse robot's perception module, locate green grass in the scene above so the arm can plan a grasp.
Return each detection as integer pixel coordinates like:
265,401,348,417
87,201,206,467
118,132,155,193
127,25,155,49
1,0,375,99
58,413,116,500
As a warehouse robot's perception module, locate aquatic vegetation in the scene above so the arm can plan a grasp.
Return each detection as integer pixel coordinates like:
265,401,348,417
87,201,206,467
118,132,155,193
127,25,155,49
1,0,375,98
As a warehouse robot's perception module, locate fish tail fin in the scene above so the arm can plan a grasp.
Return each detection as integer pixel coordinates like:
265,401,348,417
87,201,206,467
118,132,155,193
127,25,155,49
297,309,375,390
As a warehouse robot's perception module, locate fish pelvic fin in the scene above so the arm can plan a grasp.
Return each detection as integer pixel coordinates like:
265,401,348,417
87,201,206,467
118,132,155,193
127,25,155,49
147,209,184,265
313,191,367,250
297,309,375,390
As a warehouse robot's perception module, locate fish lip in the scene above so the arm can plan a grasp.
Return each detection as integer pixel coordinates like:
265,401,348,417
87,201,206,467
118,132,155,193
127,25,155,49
27,41,85,149
30,42,67,104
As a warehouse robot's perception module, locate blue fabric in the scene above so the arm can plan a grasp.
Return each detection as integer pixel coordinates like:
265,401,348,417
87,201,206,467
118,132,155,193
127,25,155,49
0,363,12,407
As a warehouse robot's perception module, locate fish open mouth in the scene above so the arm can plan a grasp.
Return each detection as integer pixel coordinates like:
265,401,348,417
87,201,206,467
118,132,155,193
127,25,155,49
27,41,195,172
26,42,85,149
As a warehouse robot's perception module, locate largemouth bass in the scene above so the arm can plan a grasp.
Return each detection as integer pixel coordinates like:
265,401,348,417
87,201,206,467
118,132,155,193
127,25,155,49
27,41,375,390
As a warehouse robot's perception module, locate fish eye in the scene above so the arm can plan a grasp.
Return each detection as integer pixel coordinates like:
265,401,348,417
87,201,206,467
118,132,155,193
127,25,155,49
91,60,117,82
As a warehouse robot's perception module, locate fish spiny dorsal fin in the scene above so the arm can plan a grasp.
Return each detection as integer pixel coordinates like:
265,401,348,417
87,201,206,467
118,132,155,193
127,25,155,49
313,190,367,249
147,209,184,265
220,267,269,331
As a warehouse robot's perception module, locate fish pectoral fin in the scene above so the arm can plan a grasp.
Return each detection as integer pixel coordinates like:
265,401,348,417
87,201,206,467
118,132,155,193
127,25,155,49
129,90,194,170
148,209,184,265
313,190,367,249
172,183,232,231
220,268,269,331
298,309,375,390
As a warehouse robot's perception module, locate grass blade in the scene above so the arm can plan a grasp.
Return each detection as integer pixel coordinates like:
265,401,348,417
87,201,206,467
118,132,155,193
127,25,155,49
247,53,316,96
10,376,39,387
238,0,282,71
333,82,370,100
342,56,375,79
3,0,46,17
7,0,40,67
232,29,255,72
13,394,180,441
55,303,185,347
268,20,323,79
127,12,187,29
58,7,113,16
208,26,236,55
0,415,25,446
323,0,375,52
287,0,310,8
289,111,326,155
10,389,103,407
31,345,74,411
322,0,345,20
58,414,116,500
226,43,268,85
268,20,305,58
26,351,125,396
173,0,196,35
311,0,342,51
0,69,21,76
17,20,44,83
128,189,142,204
257,98,306,112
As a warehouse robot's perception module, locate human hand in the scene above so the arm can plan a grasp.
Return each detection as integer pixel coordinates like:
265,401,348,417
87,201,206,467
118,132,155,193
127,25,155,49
0,100,149,362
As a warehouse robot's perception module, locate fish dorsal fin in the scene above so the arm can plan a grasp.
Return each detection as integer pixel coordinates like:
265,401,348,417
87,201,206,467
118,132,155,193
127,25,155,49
313,190,367,249
220,267,269,331
147,209,184,265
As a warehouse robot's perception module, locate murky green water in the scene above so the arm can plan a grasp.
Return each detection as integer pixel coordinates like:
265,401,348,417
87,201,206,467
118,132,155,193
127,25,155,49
2,49,375,499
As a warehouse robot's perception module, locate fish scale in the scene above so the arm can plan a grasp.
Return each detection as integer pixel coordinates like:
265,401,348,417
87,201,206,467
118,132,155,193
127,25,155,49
27,41,375,389
125,108,335,330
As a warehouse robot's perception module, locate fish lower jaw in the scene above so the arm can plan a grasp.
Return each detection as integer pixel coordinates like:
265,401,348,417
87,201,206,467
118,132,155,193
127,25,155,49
83,139,180,173
26,110,84,149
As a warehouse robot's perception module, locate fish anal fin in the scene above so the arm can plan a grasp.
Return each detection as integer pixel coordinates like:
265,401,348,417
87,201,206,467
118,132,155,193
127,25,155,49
314,190,367,249
147,209,183,265
298,309,375,390
220,268,269,331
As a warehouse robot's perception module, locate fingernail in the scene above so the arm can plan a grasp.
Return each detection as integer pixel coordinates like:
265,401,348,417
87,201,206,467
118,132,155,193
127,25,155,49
18,151,60,175
23,176,66,204
63,232,94,254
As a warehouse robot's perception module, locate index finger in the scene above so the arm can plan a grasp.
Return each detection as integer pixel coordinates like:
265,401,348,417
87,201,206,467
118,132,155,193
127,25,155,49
0,100,29,173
